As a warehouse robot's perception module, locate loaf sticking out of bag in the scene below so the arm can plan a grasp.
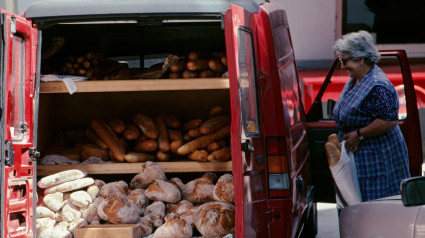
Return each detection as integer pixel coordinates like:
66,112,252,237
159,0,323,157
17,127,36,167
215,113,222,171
328,133,341,151
325,142,341,167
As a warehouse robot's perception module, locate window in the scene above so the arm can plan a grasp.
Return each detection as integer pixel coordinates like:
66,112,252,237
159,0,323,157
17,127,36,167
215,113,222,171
10,35,26,141
342,0,425,44
237,27,260,136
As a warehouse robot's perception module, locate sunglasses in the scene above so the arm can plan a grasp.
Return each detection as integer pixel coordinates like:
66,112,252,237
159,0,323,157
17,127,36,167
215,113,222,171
339,56,352,65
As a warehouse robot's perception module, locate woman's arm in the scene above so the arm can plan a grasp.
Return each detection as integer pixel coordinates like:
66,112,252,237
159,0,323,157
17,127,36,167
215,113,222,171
343,119,397,152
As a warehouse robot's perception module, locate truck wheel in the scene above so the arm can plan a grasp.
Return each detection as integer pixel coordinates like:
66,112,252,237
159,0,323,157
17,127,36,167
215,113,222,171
302,202,318,238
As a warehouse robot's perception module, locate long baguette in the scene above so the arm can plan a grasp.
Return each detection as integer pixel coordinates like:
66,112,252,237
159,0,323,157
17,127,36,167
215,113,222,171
199,115,230,135
38,169,88,189
156,114,170,152
90,119,126,162
44,177,94,195
177,125,230,155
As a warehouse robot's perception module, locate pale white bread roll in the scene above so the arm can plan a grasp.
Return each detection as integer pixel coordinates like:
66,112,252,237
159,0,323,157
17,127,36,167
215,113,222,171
137,216,154,236
194,201,235,237
145,179,181,203
70,191,92,208
80,203,100,223
86,179,106,200
68,217,87,233
166,199,194,217
99,180,128,198
168,177,185,191
44,178,94,195
38,169,88,189
130,161,167,189
51,221,72,238
144,201,166,228
153,218,193,238
36,217,56,238
127,189,147,215
59,200,81,222
43,192,64,212
36,205,57,219
97,196,140,224
213,173,234,203
182,173,216,204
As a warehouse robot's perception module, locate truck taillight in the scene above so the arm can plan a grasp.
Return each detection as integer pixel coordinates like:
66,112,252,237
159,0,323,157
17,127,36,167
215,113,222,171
266,137,290,197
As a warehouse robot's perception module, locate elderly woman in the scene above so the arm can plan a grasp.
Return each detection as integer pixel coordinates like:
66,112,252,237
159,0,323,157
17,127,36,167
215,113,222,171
332,30,410,201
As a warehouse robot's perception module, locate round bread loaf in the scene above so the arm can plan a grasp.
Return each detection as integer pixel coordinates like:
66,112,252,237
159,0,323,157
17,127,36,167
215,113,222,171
130,161,166,189
153,218,192,238
182,173,216,204
100,180,128,198
97,196,139,224
127,189,147,215
194,201,235,237
145,179,181,203
213,173,234,203
144,201,166,228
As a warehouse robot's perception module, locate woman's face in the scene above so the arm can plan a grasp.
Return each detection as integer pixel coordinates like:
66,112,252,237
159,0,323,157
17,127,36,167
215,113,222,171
339,53,363,80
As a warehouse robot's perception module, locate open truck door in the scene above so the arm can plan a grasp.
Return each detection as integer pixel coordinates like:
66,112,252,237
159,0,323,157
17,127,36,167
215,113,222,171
306,50,423,202
224,4,269,237
0,11,37,237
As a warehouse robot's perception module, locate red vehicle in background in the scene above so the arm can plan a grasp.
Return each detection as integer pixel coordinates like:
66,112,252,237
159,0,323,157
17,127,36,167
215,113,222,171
0,0,422,237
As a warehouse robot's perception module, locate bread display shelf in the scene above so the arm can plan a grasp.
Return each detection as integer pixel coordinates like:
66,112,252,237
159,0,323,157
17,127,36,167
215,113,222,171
37,161,232,175
40,78,230,93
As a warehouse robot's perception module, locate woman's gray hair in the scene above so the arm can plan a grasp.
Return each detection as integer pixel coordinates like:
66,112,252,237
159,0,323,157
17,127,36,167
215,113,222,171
332,31,380,65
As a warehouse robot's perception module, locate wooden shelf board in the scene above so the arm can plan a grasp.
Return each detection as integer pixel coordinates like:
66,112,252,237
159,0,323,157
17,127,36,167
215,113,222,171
36,161,232,175
40,78,229,93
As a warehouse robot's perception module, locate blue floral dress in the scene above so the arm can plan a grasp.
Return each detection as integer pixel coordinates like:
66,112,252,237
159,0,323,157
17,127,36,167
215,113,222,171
333,65,410,201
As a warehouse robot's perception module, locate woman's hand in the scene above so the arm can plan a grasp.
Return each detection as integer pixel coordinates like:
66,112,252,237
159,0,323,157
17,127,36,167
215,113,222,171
342,131,360,152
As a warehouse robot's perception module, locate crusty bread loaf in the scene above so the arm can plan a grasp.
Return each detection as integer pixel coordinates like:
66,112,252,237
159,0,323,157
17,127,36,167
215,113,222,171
43,192,64,212
70,191,92,208
38,169,88,189
194,201,235,237
97,196,140,224
168,177,185,191
137,216,154,237
100,180,128,199
127,189,147,215
145,179,181,203
153,218,193,238
325,142,341,167
44,178,94,195
179,205,199,225
91,119,126,161
130,161,167,189
213,173,234,203
144,201,166,228
166,199,194,217
80,203,100,223
328,133,341,151
182,173,216,204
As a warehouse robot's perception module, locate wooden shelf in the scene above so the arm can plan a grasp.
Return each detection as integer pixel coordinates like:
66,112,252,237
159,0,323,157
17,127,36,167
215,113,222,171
36,161,232,175
40,78,229,93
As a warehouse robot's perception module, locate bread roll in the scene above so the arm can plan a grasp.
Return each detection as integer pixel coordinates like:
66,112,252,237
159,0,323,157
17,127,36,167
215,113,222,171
125,152,156,163
166,199,194,217
122,123,140,141
168,72,182,79
97,196,140,224
182,173,216,204
207,147,231,162
213,173,234,203
36,217,56,238
208,58,226,73
206,140,226,153
80,203,100,223
170,61,187,73
156,151,171,162
325,142,341,167
86,179,105,200
36,206,57,219
68,217,87,233
108,118,126,134
162,113,181,129
70,191,92,208
169,177,185,192
43,192,64,212
38,169,88,188
100,180,128,199
199,115,230,135
127,189,147,215
85,128,108,149
133,113,158,139
194,202,235,237
177,126,230,155
144,201,166,228
153,218,192,238
188,149,208,162
135,139,158,153
187,128,202,138
208,106,224,119
182,119,203,132
130,161,167,189
156,114,170,152
168,129,183,141
60,200,81,222
51,221,72,238
80,144,109,161
170,140,184,154
44,178,94,195
145,179,181,203
200,69,218,78
137,216,154,236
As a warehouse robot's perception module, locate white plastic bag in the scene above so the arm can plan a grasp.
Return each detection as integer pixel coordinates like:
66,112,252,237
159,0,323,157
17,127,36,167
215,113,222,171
330,141,362,208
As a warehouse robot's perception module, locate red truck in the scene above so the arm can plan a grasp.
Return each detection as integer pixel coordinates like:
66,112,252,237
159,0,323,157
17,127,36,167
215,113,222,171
0,0,422,237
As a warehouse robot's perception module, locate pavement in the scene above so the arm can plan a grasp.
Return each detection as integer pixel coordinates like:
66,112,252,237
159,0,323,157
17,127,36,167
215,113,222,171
317,203,339,238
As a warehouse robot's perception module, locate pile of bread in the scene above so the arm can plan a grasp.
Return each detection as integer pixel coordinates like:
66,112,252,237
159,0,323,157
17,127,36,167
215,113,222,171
36,161,235,238
41,106,231,165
